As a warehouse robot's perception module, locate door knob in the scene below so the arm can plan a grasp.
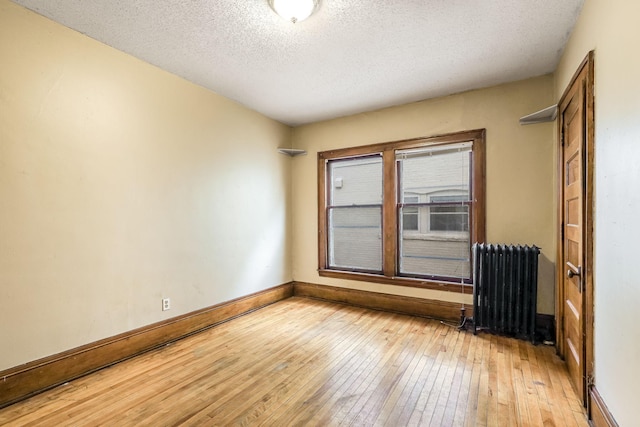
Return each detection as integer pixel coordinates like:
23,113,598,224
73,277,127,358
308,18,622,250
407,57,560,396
567,268,581,279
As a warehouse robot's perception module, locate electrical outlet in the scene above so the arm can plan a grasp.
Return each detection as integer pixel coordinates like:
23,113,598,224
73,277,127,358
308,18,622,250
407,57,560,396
162,298,171,311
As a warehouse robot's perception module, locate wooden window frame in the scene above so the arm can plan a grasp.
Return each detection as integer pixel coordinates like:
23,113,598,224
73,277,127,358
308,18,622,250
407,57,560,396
318,129,486,294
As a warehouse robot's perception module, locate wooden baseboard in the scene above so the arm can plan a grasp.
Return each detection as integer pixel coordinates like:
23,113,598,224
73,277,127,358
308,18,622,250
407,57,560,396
0,280,526,409
292,281,470,322
0,282,293,409
589,387,619,427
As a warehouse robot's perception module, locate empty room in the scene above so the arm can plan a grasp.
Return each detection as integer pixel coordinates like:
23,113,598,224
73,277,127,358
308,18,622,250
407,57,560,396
0,0,637,425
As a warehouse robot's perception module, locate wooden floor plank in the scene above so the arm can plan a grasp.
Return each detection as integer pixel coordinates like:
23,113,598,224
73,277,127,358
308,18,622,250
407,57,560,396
517,339,545,427
483,335,500,427
132,301,357,426
368,320,439,426
261,308,398,426
194,302,363,424
0,297,588,427
346,322,418,425
461,331,487,427
339,316,423,426
326,315,416,424
407,318,462,426
425,326,467,427
500,337,518,424
373,320,447,427
448,331,474,427
539,342,587,427
508,337,531,427
527,341,557,426
308,314,411,425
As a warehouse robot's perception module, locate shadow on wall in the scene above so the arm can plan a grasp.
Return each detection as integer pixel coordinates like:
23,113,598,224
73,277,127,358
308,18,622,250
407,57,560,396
538,254,555,313
538,254,556,342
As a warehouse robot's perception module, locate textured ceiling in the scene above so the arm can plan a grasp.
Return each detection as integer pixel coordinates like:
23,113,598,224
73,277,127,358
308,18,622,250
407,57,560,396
11,0,584,126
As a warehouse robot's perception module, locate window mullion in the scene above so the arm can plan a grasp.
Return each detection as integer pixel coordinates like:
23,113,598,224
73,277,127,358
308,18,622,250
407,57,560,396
382,150,397,277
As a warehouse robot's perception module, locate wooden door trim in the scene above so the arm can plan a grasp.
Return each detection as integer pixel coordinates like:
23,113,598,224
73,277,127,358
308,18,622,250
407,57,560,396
556,51,595,406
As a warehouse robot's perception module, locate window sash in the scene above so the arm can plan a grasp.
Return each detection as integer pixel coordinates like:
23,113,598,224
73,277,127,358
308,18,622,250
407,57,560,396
396,143,472,280
327,205,383,273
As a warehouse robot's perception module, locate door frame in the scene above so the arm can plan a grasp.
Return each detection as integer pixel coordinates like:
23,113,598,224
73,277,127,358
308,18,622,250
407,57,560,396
556,51,595,407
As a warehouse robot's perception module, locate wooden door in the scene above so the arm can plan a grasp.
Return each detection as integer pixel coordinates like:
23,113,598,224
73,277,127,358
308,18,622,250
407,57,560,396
561,83,585,400
557,52,594,407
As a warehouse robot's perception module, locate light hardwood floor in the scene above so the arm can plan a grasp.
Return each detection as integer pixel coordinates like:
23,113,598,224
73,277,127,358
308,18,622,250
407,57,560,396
0,297,588,426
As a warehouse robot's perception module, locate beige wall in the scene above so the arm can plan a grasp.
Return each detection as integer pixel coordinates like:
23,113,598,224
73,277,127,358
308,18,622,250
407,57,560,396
291,76,556,313
555,0,640,425
0,0,292,371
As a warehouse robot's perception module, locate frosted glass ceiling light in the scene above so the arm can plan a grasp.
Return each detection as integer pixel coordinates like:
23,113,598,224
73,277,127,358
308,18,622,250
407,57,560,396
269,0,319,23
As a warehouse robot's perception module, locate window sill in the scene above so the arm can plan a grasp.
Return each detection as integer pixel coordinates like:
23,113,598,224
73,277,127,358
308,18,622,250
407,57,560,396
318,269,473,294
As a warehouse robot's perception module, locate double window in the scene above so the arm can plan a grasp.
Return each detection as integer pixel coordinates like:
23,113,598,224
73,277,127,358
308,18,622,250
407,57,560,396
318,129,485,291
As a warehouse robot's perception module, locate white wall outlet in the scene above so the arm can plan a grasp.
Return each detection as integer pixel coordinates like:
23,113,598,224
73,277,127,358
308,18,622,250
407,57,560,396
162,298,171,311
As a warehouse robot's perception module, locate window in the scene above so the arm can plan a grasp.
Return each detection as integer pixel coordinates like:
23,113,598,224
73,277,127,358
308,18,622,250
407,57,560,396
402,195,419,231
397,142,472,279
318,129,485,291
327,156,383,272
429,195,469,232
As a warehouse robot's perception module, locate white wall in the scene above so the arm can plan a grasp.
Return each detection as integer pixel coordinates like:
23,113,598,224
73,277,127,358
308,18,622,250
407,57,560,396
555,0,640,425
0,0,292,371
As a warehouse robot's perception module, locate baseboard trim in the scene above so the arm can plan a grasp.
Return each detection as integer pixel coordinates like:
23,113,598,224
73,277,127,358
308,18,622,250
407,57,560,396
292,281,469,322
0,281,526,408
589,387,619,427
0,282,293,409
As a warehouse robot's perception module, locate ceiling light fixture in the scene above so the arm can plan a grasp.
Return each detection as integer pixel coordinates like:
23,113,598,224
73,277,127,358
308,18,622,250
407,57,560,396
269,0,319,23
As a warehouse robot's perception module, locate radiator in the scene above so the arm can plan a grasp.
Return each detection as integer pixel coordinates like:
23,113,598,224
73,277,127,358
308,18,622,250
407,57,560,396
472,243,540,342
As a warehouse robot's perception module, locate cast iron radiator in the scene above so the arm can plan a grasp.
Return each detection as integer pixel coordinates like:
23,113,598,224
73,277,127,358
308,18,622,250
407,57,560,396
472,243,540,342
